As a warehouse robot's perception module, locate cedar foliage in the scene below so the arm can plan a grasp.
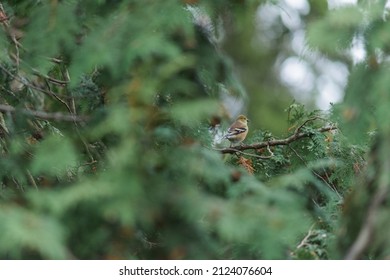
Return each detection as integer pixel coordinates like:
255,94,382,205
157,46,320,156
0,0,387,260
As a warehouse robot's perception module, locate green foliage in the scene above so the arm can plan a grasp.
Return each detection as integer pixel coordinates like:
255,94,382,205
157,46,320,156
309,5,362,48
306,0,390,259
31,135,78,177
0,207,68,259
0,0,387,261
22,1,78,72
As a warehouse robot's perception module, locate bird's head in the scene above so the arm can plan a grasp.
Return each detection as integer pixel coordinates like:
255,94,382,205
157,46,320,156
236,114,249,124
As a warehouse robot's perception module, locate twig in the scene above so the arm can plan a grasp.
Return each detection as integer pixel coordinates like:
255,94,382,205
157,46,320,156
0,4,21,66
219,125,337,154
48,57,63,64
32,68,69,86
12,176,23,192
294,117,326,134
0,103,88,122
289,146,342,198
0,62,77,116
0,64,51,95
297,224,316,249
344,186,388,259
79,160,98,167
26,169,38,190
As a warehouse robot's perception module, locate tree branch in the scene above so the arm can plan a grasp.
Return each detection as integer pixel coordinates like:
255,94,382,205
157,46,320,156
289,145,342,198
219,125,337,154
32,68,69,86
344,186,388,259
0,4,21,66
297,224,316,249
0,104,88,122
214,144,274,159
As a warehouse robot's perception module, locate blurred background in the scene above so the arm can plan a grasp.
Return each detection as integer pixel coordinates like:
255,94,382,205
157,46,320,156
1,0,390,260
222,0,359,134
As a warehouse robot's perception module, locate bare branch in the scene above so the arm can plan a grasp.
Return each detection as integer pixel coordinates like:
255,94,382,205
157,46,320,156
26,169,38,190
344,186,388,259
294,116,327,134
32,68,69,86
0,4,21,65
219,125,337,154
297,224,316,249
0,103,88,122
214,146,273,159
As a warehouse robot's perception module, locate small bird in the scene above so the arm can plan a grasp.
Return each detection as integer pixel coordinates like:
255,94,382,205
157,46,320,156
224,114,249,147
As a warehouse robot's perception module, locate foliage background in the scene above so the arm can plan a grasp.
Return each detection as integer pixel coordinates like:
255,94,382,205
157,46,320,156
0,0,389,259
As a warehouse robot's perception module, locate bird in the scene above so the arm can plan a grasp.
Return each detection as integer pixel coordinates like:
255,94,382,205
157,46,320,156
224,114,249,147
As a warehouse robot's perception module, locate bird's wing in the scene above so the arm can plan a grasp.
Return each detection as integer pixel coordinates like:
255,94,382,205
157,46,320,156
225,127,247,138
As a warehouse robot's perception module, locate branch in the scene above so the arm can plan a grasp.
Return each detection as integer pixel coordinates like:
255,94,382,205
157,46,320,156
214,144,274,159
293,116,326,134
289,145,342,198
0,104,88,122
0,4,21,65
32,68,69,86
297,224,316,249
219,125,337,154
344,186,388,259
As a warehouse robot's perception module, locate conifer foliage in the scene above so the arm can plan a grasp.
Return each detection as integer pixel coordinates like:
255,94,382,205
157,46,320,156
0,0,387,259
